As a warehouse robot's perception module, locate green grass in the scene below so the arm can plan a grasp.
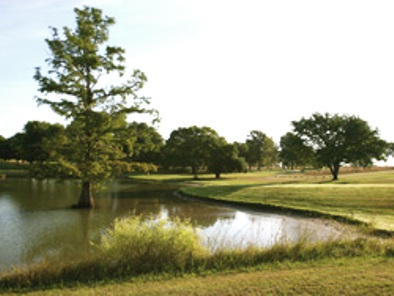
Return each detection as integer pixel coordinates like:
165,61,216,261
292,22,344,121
0,160,29,177
2,237,394,295
9,258,394,295
0,169,29,178
180,170,394,232
131,171,283,185
130,173,200,183
338,169,394,184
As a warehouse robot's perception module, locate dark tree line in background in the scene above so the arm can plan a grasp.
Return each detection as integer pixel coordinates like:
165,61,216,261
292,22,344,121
1,112,392,181
0,122,271,179
0,122,66,164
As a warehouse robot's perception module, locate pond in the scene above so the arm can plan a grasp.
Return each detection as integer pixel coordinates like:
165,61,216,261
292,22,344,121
0,178,353,273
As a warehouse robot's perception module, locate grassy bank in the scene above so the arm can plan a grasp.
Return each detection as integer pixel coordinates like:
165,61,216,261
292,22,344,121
0,161,29,177
178,170,394,233
8,258,394,295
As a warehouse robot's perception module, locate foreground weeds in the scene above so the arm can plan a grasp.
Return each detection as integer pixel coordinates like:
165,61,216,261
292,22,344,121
1,215,393,293
97,215,208,274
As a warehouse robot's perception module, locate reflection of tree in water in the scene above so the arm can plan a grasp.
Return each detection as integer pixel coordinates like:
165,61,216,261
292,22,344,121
200,212,324,250
165,201,236,228
23,210,113,264
1,179,80,211
20,210,91,266
99,181,236,228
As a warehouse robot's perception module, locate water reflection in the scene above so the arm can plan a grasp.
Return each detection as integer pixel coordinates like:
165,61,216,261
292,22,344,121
199,211,345,252
0,196,24,268
0,178,351,272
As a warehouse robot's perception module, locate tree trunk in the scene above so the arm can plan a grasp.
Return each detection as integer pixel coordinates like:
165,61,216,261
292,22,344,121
329,164,340,181
192,166,199,180
75,180,94,208
215,172,221,179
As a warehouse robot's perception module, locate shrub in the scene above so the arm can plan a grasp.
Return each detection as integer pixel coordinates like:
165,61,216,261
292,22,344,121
97,215,209,274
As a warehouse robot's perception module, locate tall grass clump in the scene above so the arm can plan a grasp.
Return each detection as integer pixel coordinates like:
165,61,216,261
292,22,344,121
203,237,394,272
97,215,209,274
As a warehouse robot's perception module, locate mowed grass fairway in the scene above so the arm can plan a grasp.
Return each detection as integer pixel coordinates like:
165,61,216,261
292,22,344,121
180,169,394,232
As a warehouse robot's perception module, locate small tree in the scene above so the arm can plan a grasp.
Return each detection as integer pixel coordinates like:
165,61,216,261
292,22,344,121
245,131,277,170
292,113,389,180
33,7,156,208
279,132,315,170
208,142,247,178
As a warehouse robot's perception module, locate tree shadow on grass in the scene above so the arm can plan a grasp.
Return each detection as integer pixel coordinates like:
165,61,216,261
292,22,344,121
183,184,261,198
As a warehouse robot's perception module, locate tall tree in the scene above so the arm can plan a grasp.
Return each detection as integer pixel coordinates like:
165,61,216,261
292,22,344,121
261,138,278,169
0,136,15,161
245,131,277,170
121,122,164,164
5,133,25,162
0,136,5,161
33,7,156,208
163,126,219,179
22,121,66,164
292,113,389,180
208,142,247,178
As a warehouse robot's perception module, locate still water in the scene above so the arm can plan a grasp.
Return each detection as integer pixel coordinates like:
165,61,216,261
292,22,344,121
0,178,350,272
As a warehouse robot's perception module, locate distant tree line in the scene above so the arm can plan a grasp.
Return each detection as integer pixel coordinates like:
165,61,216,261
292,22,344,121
1,112,392,181
0,121,274,179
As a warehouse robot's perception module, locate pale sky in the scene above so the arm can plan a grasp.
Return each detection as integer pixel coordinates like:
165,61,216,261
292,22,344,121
1,0,394,147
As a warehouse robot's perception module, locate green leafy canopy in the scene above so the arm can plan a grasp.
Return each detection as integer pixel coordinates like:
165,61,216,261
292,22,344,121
34,6,155,119
33,6,158,207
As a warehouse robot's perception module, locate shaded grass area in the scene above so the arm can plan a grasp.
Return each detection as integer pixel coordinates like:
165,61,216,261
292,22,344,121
0,161,29,177
131,171,283,185
0,169,29,178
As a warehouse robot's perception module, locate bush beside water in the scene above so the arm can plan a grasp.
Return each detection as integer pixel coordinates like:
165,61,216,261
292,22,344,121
97,215,208,274
0,215,393,291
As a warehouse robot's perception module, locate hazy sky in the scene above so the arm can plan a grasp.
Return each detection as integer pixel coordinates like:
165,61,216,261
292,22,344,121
1,0,394,146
